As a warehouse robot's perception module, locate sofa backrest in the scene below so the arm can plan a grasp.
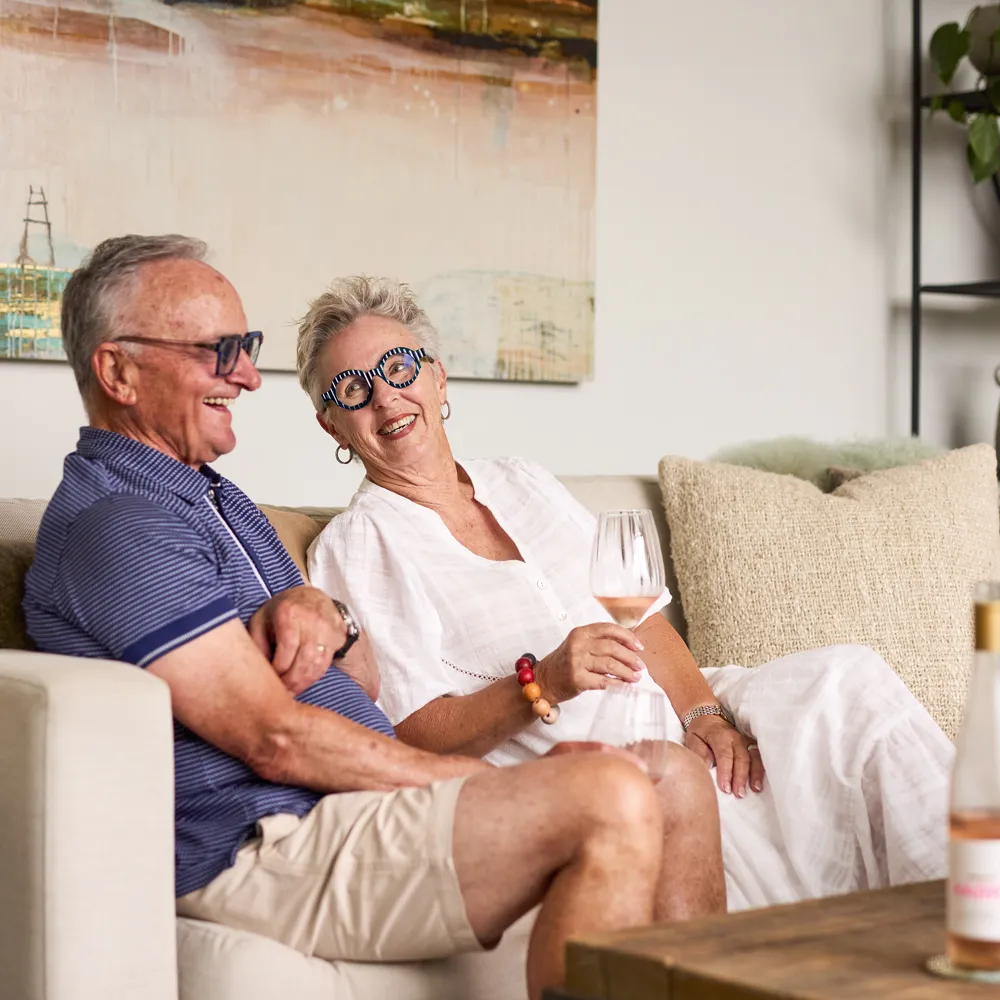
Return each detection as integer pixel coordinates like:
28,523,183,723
0,476,684,652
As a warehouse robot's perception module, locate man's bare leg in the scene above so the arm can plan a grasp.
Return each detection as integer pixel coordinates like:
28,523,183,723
652,743,726,920
452,751,720,1000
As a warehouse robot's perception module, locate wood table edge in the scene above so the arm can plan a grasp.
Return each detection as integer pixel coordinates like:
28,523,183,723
563,881,948,1000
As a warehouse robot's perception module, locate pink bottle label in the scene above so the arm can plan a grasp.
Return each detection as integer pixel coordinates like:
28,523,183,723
949,840,1000,941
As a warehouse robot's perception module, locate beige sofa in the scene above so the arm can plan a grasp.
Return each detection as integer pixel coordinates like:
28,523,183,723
0,475,670,1000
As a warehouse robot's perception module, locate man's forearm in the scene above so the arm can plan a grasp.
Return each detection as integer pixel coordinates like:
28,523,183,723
635,614,717,719
252,701,490,792
150,617,486,794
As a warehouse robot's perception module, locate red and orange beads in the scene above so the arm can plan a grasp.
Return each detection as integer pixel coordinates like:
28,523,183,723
515,653,560,725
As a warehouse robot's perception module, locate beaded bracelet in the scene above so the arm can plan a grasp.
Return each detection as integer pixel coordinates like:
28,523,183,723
515,653,560,725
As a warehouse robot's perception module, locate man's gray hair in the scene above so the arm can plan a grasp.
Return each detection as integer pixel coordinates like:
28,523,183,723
296,276,442,411
61,234,208,398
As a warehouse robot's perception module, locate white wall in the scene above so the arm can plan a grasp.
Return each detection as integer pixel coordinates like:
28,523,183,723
1,0,893,507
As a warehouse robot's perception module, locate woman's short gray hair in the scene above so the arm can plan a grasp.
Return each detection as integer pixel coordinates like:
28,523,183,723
61,234,207,399
297,276,441,411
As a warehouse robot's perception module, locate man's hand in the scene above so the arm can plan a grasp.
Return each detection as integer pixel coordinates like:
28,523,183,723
684,714,765,797
248,586,349,695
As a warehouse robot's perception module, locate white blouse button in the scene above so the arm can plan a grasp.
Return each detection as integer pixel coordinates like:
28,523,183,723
558,612,568,621
537,580,546,589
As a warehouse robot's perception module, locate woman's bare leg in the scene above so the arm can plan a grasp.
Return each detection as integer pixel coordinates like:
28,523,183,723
651,743,726,920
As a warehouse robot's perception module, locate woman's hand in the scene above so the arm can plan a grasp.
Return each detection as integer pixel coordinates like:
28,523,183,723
534,623,645,704
684,715,765,797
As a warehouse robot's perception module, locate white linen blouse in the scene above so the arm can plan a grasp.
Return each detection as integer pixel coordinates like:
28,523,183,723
307,456,677,766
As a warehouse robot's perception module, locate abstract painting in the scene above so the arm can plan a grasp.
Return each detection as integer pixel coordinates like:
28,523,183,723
0,0,597,381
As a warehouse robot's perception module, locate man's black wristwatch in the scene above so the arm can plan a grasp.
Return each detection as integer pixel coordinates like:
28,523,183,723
331,599,361,659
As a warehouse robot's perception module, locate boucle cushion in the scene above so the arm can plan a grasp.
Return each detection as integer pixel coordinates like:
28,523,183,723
0,499,47,650
658,445,1000,739
0,540,35,650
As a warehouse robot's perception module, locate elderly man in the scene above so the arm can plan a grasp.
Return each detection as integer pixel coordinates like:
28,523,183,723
23,235,725,1000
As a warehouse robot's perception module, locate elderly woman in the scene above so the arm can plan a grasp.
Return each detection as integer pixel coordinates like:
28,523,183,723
296,276,953,912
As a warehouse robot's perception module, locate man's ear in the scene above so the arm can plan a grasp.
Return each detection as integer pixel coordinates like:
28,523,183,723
315,409,348,448
92,343,139,407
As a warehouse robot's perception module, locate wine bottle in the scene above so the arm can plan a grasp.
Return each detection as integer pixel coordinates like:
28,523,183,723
948,582,1000,970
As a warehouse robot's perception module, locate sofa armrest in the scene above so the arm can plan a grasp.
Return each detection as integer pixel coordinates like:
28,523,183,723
0,651,178,1000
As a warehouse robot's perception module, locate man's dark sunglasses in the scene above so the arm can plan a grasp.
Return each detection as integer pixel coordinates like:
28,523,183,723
114,332,263,376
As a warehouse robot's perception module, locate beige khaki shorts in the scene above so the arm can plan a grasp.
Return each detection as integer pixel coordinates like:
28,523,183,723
176,777,482,963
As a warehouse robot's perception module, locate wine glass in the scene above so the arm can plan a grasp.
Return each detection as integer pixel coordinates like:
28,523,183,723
587,685,671,782
591,509,665,628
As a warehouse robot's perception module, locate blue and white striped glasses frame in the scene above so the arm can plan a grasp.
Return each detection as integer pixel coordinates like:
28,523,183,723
321,347,432,411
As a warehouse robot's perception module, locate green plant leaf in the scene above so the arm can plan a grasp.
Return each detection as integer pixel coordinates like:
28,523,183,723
968,136,1000,182
930,22,971,84
969,112,1000,164
948,99,968,122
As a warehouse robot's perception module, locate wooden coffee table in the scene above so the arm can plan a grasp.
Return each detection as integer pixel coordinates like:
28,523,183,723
551,880,1000,999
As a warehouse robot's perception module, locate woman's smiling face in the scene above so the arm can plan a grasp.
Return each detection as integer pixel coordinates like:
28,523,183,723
315,314,448,477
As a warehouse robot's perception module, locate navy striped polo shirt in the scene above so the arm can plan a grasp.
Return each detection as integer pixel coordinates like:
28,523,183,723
24,427,394,897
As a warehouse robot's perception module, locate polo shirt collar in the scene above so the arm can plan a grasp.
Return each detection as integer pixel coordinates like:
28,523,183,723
77,427,217,503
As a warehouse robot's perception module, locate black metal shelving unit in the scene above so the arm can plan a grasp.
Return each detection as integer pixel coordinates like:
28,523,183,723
911,0,1000,436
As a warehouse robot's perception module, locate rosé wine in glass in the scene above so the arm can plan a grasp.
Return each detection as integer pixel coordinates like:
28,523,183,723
591,510,665,629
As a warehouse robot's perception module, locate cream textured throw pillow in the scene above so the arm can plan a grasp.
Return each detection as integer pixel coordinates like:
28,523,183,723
658,444,1000,739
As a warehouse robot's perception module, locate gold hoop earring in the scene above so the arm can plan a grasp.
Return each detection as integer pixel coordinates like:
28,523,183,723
336,445,354,465
441,401,451,421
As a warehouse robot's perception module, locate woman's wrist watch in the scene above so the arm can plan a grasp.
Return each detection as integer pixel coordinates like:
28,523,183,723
681,703,736,731
330,599,361,659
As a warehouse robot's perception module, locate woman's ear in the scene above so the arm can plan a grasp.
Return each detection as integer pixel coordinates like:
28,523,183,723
315,409,348,448
433,358,448,403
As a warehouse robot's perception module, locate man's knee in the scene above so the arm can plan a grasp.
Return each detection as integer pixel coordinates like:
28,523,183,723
564,754,663,838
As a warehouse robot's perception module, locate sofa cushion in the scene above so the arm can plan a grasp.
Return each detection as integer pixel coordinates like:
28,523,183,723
658,445,1000,739
177,910,533,1000
258,506,333,579
826,465,866,490
0,500,47,650
0,497,47,540
0,540,35,650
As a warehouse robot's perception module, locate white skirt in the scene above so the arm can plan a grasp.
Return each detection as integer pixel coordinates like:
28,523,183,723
701,645,953,911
